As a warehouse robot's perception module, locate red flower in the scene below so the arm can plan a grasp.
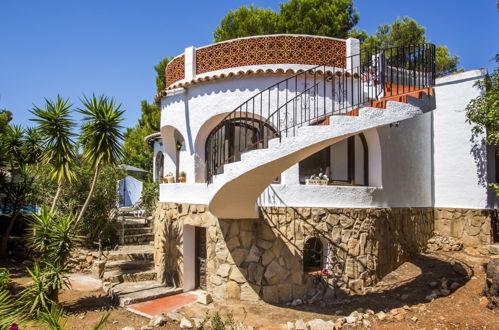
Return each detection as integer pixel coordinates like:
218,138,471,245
322,269,329,276
10,324,19,330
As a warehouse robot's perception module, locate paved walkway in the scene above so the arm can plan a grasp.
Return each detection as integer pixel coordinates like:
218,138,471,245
127,293,198,318
67,274,102,291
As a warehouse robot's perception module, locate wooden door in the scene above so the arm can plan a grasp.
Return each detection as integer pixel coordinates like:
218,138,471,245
195,227,207,290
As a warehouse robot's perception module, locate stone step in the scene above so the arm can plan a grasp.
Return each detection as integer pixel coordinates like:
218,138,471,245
486,244,499,255
107,281,183,307
105,259,154,271
123,233,154,244
122,227,153,236
106,246,154,262
103,269,157,284
119,221,150,229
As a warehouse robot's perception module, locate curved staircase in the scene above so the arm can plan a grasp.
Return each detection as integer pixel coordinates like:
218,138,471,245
205,43,437,219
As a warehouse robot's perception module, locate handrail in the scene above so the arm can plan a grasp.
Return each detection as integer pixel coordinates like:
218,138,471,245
205,43,436,182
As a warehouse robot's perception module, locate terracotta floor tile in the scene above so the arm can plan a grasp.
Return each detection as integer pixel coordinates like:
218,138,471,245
127,293,198,317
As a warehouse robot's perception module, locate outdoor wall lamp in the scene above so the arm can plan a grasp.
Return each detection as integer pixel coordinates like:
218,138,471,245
176,141,182,150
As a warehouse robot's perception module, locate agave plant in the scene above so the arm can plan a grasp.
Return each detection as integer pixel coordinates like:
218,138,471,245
76,94,124,224
26,206,79,265
30,96,76,212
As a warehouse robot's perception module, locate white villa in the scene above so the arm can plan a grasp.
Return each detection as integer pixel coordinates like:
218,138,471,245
146,35,498,304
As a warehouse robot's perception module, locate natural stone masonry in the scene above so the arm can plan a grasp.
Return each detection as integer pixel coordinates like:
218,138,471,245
154,203,438,304
434,208,497,246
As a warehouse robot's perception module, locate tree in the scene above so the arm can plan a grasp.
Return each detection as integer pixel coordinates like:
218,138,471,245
0,110,13,166
30,96,76,212
123,101,160,174
213,0,359,42
358,17,462,77
155,56,172,92
0,125,43,259
278,0,359,38
466,55,499,196
213,5,280,42
76,95,124,224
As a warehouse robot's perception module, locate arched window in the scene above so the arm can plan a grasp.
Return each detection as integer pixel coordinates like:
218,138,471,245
155,151,164,183
205,118,277,179
303,237,323,273
299,133,368,186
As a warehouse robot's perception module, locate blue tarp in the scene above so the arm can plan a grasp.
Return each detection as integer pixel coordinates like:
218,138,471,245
118,175,143,208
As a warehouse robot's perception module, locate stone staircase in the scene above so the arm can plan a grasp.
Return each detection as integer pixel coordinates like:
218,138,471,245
209,92,434,219
101,216,182,306
118,216,154,245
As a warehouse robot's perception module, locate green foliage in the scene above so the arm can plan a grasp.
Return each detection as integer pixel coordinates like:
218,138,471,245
28,162,125,244
123,101,160,174
213,5,280,42
0,287,26,329
78,95,125,169
91,311,111,330
199,311,237,330
18,262,66,316
435,45,462,77
141,181,159,217
38,304,66,330
278,0,358,38
466,55,499,196
25,206,79,264
0,268,11,289
213,0,358,42
359,16,462,77
0,110,13,167
155,57,172,92
30,96,77,185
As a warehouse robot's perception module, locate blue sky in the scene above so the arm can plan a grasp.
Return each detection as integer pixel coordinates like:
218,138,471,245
1,0,498,129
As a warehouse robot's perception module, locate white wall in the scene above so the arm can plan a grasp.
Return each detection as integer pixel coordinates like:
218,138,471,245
433,69,496,209
158,69,496,211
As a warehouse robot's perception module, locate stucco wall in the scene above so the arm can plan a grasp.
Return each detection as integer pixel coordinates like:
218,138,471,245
432,69,497,209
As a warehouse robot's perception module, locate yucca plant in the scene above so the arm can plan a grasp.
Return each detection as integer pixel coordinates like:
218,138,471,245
26,207,79,265
0,288,25,329
24,206,78,304
30,96,77,212
38,304,67,330
76,94,124,225
4,125,24,182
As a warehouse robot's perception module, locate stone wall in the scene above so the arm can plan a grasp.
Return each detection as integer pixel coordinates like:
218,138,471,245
434,208,497,246
153,203,434,304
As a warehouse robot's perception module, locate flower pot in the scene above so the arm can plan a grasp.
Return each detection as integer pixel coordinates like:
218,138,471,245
178,176,186,183
167,177,175,183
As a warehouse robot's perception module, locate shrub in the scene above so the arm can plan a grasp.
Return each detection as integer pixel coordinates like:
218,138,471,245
0,268,11,289
141,181,159,217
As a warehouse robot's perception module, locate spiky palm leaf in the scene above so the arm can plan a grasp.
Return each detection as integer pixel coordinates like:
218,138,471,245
30,96,76,184
76,94,124,223
23,127,44,164
78,94,124,168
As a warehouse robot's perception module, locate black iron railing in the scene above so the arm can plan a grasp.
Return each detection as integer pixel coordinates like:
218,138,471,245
205,43,436,182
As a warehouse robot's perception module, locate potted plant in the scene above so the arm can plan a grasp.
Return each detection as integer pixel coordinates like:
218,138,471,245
306,173,329,185
166,172,175,183
178,171,186,183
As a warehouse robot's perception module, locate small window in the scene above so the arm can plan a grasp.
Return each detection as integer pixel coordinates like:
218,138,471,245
303,237,323,273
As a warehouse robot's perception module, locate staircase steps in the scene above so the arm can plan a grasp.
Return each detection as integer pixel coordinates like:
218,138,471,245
103,268,157,284
123,233,154,245
107,281,183,307
105,259,154,271
122,226,154,236
106,245,154,261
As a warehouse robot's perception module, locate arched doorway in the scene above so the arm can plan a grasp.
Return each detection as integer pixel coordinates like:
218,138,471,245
155,151,165,183
205,117,278,180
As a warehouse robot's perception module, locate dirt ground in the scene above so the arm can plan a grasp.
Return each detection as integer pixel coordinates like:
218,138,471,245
7,251,499,329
